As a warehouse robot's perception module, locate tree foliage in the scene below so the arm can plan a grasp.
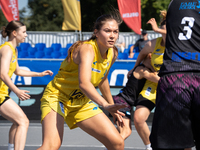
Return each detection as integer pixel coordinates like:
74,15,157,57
141,0,171,30
27,0,64,31
0,0,171,32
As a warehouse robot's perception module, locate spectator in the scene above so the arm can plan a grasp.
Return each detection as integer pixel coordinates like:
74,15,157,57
115,34,125,53
129,30,149,58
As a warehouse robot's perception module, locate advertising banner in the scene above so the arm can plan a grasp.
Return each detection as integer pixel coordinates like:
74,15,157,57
14,60,135,86
117,0,141,35
0,0,19,22
61,0,81,31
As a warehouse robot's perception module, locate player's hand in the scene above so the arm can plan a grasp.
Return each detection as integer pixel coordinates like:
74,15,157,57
103,103,127,123
112,112,125,126
127,68,134,78
16,89,30,101
147,18,159,32
39,70,53,77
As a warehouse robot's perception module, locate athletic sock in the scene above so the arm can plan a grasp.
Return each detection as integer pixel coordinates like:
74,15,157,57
8,143,14,150
145,143,152,150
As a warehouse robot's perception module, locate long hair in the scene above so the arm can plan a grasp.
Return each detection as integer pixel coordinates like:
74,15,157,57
1,20,25,38
160,10,167,26
66,8,123,62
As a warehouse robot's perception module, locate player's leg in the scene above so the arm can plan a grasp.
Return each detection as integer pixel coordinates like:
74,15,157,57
0,99,29,150
150,74,195,149
37,109,64,150
134,105,151,146
77,112,124,150
8,124,17,150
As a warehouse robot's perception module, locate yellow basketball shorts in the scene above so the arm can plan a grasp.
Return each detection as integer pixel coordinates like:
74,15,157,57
139,80,158,104
40,92,102,129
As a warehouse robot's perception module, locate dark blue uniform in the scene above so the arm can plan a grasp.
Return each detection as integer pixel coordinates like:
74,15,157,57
150,0,200,149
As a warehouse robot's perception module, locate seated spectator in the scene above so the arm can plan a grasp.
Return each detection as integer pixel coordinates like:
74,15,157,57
115,34,125,53
129,30,149,58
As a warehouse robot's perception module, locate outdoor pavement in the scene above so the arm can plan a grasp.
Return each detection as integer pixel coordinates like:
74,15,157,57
0,120,147,150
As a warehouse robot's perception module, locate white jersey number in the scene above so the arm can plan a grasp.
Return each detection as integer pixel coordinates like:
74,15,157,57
178,17,195,40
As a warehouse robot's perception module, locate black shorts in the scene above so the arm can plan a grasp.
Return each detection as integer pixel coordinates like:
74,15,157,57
0,96,10,106
150,73,200,149
136,94,155,111
113,95,132,119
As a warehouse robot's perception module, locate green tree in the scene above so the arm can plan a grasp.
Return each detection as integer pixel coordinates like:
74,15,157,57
27,0,64,31
0,9,8,28
24,0,171,32
141,0,171,30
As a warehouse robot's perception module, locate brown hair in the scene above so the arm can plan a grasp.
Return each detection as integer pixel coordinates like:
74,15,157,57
66,9,123,62
1,20,25,38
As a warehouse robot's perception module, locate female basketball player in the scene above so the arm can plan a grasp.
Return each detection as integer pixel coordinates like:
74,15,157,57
37,10,127,150
0,20,53,150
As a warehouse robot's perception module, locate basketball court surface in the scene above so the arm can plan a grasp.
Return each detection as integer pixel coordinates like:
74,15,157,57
0,120,147,150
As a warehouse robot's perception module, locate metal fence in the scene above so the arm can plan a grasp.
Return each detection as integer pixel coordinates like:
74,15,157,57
0,31,161,49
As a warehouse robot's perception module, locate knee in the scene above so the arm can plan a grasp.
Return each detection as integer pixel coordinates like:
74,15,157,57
15,116,29,129
113,136,124,150
115,138,124,150
134,114,145,126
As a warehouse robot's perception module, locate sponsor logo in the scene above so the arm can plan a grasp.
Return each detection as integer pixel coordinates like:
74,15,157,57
122,12,139,18
93,61,97,65
8,0,19,20
197,0,200,8
179,2,197,10
145,87,152,96
59,102,65,114
93,107,98,110
92,68,101,73
171,52,200,62
154,53,164,56
69,89,84,100
12,59,16,63
156,49,161,52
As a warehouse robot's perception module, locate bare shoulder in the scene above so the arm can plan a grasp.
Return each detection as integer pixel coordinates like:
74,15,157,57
0,45,13,56
73,43,95,64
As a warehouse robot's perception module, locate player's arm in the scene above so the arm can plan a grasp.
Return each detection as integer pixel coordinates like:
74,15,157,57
133,66,160,83
128,40,154,77
147,18,166,34
0,46,30,100
76,44,126,119
14,62,53,77
98,48,117,105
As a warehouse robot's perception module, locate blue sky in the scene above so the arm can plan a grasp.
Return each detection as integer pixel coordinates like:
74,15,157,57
18,0,30,16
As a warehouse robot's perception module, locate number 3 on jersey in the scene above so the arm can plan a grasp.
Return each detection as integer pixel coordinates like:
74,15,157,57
178,17,195,40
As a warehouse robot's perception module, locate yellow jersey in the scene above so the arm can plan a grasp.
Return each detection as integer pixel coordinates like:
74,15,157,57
42,39,113,103
139,37,165,104
0,42,17,101
151,37,165,72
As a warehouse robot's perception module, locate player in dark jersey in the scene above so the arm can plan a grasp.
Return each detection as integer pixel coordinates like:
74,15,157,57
150,0,200,149
113,53,160,140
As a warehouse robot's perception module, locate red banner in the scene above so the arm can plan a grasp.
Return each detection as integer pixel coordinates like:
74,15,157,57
0,0,19,22
117,0,141,35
